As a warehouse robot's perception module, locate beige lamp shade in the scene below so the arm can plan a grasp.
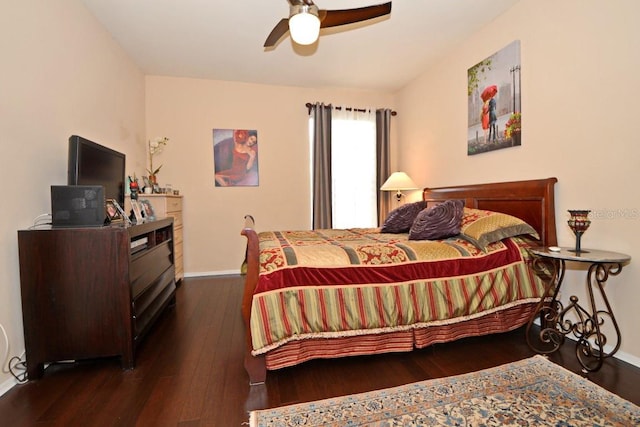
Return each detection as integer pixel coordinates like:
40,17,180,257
380,172,418,201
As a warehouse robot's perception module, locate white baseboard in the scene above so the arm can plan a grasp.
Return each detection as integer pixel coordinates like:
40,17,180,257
610,349,640,368
563,340,640,369
184,269,241,278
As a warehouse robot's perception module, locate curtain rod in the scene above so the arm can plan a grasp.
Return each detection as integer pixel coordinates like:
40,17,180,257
305,103,397,116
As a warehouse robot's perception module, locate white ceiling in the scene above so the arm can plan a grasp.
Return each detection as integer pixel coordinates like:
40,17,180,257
80,0,520,92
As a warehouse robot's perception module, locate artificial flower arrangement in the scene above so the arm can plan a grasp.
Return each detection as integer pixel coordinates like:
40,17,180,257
504,112,521,138
147,137,169,182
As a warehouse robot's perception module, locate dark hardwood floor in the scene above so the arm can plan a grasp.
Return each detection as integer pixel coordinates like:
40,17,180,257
1,275,639,426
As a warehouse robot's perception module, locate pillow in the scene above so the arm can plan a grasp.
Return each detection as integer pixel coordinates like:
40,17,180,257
409,200,465,240
460,208,539,250
381,200,427,233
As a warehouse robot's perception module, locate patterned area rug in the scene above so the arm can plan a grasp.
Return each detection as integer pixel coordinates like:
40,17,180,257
249,355,640,426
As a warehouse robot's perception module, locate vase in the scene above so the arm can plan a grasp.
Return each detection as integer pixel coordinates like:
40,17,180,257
567,210,591,253
511,130,521,146
149,174,157,185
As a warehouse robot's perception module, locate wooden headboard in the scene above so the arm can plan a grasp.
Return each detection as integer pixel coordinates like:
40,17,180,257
423,177,558,247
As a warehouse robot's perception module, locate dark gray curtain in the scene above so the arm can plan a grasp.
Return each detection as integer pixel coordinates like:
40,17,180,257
311,103,332,229
376,109,392,225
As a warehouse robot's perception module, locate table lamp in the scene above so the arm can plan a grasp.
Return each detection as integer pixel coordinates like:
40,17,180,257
380,172,418,202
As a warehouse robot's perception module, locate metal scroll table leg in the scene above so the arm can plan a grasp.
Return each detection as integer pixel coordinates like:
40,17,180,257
526,258,566,354
575,262,623,372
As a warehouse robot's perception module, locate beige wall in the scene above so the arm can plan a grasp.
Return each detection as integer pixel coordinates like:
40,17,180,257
145,76,396,274
0,0,146,391
397,0,640,364
2,0,638,395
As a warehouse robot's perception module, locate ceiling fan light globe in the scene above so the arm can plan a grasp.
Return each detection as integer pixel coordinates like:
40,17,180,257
289,6,320,45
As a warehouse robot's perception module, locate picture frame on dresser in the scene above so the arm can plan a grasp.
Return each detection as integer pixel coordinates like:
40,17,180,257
113,199,131,225
106,199,123,223
139,200,155,221
131,199,144,224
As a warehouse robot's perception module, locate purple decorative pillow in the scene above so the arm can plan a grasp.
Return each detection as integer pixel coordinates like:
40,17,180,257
381,201,427,233
408,200,465,240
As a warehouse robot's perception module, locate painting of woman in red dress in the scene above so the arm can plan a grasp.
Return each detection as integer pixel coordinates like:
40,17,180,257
213,128,259,187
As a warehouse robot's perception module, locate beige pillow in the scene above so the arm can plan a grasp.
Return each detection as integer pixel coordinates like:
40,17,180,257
461,208,539,250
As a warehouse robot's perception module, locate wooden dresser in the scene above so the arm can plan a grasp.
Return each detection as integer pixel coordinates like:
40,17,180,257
18,218,176,379
138,194,184,282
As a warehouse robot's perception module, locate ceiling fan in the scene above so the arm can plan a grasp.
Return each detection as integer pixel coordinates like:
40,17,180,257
264,1,392,48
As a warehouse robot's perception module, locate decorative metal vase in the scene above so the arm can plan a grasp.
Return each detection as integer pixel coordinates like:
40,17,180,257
567,210,591,253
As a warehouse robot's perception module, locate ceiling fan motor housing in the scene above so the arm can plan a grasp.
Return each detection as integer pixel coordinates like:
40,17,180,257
289,4,320,19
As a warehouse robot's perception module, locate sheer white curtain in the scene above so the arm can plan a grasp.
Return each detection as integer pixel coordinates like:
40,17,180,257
330,108,377,228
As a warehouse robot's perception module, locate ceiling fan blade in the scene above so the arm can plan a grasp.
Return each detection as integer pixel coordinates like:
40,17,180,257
264,18,290,48
319,2,391,28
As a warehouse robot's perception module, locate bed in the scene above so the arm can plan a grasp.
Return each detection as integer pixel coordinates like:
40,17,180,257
240,177,557,384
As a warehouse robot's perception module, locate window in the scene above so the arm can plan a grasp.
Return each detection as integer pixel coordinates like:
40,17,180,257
310,109,377,228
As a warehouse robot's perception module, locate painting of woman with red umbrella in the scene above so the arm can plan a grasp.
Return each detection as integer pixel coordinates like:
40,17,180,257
467,40,521,155
480,85,497,143
481,85,498,142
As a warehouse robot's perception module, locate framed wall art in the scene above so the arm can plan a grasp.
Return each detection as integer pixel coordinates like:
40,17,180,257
467,40,521,155
213,128,259,187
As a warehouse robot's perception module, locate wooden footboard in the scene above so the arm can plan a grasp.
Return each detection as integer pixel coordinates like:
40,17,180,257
240,215,266,385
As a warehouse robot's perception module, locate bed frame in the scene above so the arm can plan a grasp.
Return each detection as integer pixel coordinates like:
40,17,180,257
240,177,558,384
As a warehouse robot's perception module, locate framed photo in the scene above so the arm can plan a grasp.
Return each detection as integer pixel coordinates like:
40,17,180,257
131,199,144,224
213,128,259,187
105,199,123,223
139,199,156,221
112,199,132,225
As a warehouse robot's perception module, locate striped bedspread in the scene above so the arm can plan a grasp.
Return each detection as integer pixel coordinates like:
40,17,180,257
250,228,545,355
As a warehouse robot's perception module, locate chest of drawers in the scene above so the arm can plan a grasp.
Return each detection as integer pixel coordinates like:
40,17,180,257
139,194,184,282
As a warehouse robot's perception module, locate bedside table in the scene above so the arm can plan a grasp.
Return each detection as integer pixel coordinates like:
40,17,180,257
526,247,631,372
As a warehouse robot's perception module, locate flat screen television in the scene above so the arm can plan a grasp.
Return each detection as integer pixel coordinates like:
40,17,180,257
68,135,126,209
